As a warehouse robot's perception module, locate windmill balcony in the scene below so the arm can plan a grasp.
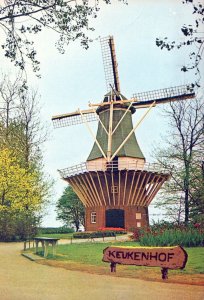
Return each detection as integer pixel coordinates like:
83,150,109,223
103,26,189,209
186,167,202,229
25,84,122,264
58,160,169,178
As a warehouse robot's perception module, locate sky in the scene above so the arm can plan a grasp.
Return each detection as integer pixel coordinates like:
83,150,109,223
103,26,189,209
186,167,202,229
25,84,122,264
0,0,203,227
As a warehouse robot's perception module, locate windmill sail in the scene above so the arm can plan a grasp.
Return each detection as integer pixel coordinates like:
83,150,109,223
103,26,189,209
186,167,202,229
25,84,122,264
52,109,97,128
132,84,195,108
100,36,120,92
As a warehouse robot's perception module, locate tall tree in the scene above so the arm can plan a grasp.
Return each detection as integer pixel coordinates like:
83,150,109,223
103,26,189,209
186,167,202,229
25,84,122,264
0,74,47,165
56,186,85,231
0,0,126,76
156,0,204,85
154,97,204,224
0,75,52,240
0,147,45,241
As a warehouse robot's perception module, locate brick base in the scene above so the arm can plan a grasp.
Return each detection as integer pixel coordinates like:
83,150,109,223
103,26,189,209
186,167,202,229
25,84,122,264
85,205,149,231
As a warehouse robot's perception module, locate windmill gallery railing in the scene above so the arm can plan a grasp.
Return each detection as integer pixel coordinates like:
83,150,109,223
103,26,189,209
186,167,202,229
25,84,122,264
58,160,169,179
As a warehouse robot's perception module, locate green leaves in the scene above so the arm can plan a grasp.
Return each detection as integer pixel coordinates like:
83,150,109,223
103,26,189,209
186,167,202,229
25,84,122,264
56,185,85,231
0,0,125,76
156,0,204,83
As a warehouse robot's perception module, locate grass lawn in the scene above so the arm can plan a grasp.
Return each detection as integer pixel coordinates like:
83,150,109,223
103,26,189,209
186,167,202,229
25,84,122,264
36,241,204,276
36,233,74,239
35,232,127,240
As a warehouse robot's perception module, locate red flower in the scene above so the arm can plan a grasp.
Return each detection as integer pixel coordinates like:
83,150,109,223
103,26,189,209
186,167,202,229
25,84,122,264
98,227,126,232
194,223,201,228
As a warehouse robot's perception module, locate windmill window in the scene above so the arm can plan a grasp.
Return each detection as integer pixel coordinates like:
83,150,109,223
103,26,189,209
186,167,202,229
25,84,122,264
91,212,96,224
111,186,118,194
137,222,141,228
136,213,141,220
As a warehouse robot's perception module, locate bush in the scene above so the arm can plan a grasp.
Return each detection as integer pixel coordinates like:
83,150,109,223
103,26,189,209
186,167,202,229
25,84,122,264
38,227,74,235
73,231,117,239
73,228,127,239
134,222,204,247
0,210,39,242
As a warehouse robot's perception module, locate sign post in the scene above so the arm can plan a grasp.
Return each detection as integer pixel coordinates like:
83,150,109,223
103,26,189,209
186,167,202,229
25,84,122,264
103,245,188,279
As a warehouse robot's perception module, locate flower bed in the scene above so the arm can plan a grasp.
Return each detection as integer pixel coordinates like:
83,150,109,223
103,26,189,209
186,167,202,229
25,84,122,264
132,222,204,247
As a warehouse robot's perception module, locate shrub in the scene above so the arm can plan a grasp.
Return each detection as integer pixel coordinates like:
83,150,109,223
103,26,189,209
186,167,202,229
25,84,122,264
135,223,204,247
73,231,117,239
38,227,74,235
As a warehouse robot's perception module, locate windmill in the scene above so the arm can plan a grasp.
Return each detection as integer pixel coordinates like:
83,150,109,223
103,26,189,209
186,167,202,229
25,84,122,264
52,36,195,231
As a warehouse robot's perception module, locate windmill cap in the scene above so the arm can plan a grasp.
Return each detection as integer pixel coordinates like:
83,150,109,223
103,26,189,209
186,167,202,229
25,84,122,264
96,91,136,114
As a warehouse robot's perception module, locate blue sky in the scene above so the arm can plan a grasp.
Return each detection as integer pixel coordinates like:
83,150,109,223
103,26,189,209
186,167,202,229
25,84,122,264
1,0,202,226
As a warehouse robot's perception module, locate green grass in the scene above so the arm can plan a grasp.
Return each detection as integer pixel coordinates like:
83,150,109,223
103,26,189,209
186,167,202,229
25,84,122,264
35,232,126,240
35,233,74,239
39,241,204,274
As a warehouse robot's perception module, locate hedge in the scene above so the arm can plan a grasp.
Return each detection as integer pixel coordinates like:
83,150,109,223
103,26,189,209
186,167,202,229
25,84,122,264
73,230,127,239
38,227,74,234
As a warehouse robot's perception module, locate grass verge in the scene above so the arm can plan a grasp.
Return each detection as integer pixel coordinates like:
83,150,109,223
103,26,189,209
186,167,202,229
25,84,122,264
35,233,74,239
34,241,204,285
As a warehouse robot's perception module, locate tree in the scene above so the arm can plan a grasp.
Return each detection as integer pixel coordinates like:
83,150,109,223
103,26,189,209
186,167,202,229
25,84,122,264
156,0,204,85
56,186,85,231
0,75,52,240
188,156,204,222
154,97,204,224
0,74,47,165
0,0,126,76
0,147,45,240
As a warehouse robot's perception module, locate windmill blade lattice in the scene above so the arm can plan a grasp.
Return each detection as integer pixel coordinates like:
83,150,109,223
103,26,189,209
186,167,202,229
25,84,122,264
100,36,120,92
132,84,195,108
52,111,97,128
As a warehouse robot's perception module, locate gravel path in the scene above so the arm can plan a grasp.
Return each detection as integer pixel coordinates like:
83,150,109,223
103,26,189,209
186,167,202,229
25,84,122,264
0,242,203,300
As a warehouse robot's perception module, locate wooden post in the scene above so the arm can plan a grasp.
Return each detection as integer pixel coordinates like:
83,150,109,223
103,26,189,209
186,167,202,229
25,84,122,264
112,101,133,135
161,268,168,280
110,262,116,272
52,241,57,257
44,241,48,258
35,241,38,254
79,110,107,160
110,101,156,161
107,101,114,161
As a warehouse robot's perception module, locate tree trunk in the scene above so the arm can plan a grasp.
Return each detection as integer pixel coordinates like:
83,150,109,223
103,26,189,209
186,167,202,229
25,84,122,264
184,189,189,224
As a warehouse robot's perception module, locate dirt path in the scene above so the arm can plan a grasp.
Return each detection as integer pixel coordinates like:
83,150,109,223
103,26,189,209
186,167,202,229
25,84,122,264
0,242,203,300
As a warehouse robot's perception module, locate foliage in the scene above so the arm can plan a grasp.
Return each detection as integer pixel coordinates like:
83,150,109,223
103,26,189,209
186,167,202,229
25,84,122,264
0,75,52,241
56,185,85,231
133,222,204,247
154,98,204,224
0,0,127,76
0,148,44,212
0,74,48,167
38,227,74,234
156,0,204,84
0,208,40,241
73,229,127,239
0,147,46,241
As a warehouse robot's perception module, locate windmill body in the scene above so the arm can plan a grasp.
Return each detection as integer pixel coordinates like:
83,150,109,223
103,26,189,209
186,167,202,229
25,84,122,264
53,36,195,231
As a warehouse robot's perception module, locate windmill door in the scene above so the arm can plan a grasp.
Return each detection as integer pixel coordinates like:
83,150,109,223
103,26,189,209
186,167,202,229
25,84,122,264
106,209,125,228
